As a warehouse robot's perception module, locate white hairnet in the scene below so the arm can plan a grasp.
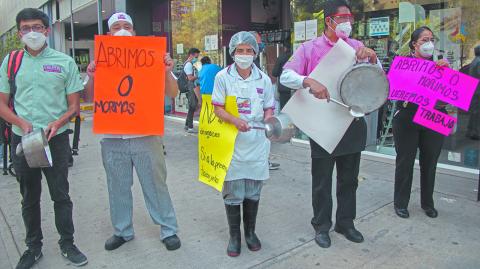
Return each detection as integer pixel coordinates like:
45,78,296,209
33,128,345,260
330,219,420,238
229,31,259,59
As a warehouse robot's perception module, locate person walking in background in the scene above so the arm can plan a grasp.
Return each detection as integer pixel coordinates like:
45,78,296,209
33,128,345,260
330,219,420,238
198,56,222,96
466,46,480,140
184,48,200,133
272,43,293,110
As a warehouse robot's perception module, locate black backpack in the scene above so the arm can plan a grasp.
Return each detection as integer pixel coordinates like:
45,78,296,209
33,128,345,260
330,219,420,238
177,69,190,94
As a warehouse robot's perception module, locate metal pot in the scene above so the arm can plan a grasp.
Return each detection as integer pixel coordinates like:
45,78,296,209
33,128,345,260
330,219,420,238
264,113,297,143
337,63,389,114
16,129,53,168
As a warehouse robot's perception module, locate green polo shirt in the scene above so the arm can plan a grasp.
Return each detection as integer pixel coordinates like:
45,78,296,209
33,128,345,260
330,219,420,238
0,47,83,136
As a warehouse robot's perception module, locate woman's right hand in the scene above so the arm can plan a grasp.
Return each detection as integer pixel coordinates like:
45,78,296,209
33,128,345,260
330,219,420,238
86,62,96,78
233,118,251,132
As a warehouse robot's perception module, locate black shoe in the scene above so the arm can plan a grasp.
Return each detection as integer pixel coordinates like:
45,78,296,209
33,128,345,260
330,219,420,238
422,207,438,218
243,199,261,251
314,232,331,248
225,204,241,257
105,235,127,251
268,162,280,170
61,244,88,267
394,207,410,218
334,226,364,243
162,235,181,251
16,248,42,269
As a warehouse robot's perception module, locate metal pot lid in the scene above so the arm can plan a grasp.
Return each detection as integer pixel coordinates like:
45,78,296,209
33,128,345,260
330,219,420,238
338,63,389,114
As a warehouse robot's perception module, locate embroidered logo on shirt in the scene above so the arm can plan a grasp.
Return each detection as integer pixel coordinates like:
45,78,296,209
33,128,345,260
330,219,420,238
43,65,62,73
256,88,264,94
237,97,251,114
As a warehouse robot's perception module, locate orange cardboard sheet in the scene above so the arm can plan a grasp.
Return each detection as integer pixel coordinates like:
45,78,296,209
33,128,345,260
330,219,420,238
93,35,166,135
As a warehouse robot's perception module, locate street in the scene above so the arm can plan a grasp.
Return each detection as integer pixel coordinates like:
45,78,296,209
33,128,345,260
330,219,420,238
0,117,479,269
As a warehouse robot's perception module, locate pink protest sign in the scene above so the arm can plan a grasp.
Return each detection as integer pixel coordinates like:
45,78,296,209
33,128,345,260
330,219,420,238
413,106,457,136
388,56,479,136
388,56,478,110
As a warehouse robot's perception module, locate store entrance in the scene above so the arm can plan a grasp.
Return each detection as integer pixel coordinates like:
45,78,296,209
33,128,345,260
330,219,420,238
223,0,292,81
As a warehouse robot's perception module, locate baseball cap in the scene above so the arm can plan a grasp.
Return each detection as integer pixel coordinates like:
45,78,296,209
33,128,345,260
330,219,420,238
108,12,133,29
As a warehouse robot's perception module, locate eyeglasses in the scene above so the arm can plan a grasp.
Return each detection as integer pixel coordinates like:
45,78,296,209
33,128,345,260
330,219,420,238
330,13,354,23
19,25,46,35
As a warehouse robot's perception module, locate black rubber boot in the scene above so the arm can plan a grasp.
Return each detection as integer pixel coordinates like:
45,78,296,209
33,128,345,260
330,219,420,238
243,199,261,251
225,204,241,257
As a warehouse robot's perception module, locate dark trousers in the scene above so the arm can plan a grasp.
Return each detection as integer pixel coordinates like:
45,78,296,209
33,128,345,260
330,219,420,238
467,94,480,137
185,90,197,129
12,132,74,249
279,91,291,110
311,152,361,232
393,109,444,209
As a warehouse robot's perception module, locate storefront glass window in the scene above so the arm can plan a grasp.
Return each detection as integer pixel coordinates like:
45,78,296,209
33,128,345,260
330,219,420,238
290,0,480,170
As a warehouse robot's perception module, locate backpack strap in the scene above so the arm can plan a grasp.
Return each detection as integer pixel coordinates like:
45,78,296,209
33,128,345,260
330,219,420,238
6,50,24,113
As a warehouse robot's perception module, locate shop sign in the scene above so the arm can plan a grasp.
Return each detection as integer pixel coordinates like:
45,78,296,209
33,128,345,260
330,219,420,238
369,17,390,37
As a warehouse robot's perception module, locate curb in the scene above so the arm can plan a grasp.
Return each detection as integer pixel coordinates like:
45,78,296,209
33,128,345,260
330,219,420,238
0,205,20,269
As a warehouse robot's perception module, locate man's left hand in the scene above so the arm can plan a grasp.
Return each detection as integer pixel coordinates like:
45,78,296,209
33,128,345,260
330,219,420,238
45,121,62,141
164,53,175,73
356,47,378,64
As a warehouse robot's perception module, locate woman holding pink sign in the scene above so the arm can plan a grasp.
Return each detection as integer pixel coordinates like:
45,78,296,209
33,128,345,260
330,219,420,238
393,26,450,219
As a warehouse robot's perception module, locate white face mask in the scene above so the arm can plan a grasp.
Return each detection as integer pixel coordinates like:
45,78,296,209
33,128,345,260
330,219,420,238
419,41,435,58
113,29,133,36
329,19,352,40
234,55,254,70
21,31,47,51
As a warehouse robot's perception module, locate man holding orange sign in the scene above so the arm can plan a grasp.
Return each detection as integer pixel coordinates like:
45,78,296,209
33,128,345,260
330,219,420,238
84,12,181,251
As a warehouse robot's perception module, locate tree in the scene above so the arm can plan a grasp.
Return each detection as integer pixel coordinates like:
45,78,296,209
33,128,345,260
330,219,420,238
0,31,23,61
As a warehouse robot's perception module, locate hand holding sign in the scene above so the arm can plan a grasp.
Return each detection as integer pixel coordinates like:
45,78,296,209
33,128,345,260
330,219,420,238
388,56,479,136
93,35,167,135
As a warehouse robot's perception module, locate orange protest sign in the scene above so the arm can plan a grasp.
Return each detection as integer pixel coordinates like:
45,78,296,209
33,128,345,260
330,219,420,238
93,35,166,135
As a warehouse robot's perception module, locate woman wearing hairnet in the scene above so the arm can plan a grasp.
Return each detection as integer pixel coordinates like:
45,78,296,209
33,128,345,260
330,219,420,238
212,31,275,257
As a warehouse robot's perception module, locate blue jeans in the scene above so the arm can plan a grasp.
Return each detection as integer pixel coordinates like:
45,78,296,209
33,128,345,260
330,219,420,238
101,136,178,240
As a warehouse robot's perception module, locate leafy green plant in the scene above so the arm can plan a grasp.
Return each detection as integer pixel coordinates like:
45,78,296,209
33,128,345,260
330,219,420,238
0,31,23,62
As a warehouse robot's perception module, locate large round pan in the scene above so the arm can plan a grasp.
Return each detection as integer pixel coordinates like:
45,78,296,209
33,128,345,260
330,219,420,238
337,63,389,114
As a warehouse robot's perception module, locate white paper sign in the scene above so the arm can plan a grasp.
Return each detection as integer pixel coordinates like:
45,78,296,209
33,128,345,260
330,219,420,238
204,36,211,51
283,39,357,154
177,43,184,54
294,21,306,41
210,34,218,50
305,19,318,40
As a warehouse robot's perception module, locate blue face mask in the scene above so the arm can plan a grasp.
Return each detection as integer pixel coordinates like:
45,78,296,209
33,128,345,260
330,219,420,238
192,58,198,64
258,43,265,53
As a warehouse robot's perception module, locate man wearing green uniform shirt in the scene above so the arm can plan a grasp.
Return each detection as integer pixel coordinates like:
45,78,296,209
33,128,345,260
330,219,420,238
0,8,87,269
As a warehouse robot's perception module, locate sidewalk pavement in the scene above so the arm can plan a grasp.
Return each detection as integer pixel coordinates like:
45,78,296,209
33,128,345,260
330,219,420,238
0,118,479,269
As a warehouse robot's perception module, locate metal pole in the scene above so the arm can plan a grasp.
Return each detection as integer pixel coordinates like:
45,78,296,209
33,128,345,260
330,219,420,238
97,0,104,34
70,0,75,58
70,0,81,158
